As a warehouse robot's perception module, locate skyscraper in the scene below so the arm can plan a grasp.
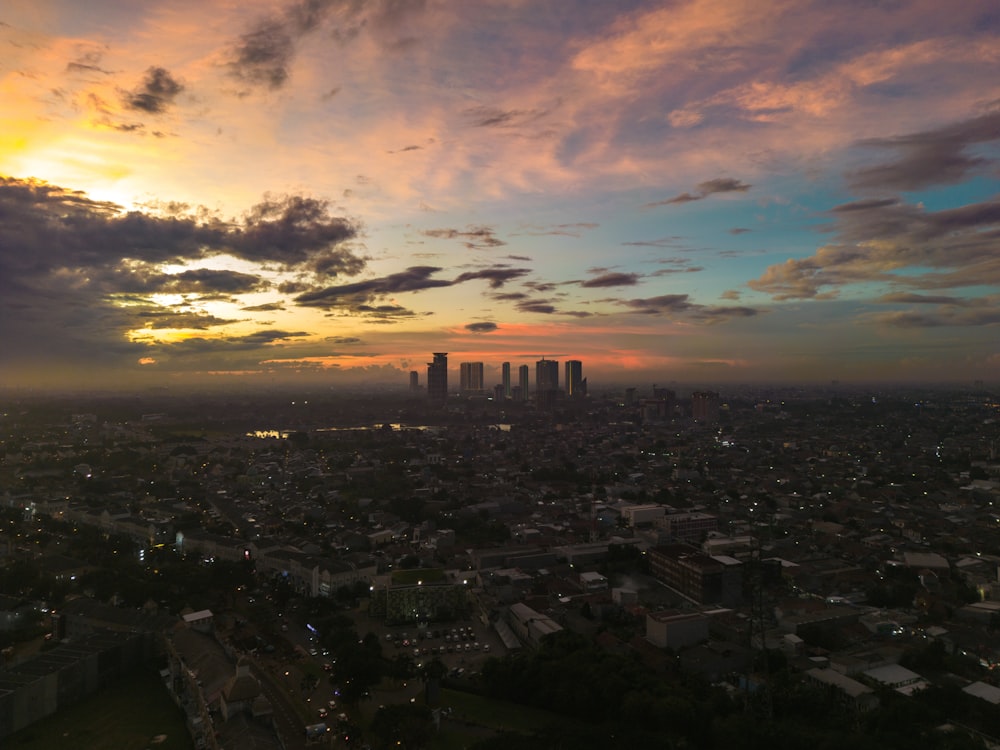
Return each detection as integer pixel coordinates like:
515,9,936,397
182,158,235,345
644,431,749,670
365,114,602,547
501,362,511,399
536,358,559,392
518,364,529,401
535,358,559,408
409,370,419,391
459,362,484,394
565,360,585,398
427,353,448,403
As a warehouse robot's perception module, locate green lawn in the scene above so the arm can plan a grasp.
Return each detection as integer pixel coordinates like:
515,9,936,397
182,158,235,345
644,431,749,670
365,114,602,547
7,667,194,750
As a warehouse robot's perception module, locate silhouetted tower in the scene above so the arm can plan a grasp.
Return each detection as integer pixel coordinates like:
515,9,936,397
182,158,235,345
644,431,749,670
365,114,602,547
535,358,559,409
501,362,512,399
427,353,448,403
518,364,529,401
459,362,484,394
409,370,419,391
565,360,585,398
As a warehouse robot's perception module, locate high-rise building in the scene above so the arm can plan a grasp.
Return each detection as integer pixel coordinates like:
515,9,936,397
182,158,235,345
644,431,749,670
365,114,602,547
459,362,484,394
518,364,529,401
409,371,419,391
536,358,558,391
565,360,585,398
535,358,559,408
691,391,720,423
501,362,511,399
427,353,448,403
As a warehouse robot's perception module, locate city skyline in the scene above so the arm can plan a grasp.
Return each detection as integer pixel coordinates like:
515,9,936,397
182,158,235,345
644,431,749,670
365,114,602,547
1,1,999,392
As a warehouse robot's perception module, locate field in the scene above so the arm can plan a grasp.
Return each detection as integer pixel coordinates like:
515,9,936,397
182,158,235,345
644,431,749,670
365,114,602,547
7,667,194,750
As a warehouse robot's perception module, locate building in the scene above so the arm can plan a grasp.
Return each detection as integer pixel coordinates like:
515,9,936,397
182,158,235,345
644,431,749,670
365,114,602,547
427,352,448,403
518,365,529,401
648,544,743,607
459,362,484,394
565,360,585,398
501,362,511,398
409,370,419,391
535,358,559,408
536,358,558,391
656,511,719,542
620,503,666,527
646,610,709,649
508,602,562,647
691,391,720,423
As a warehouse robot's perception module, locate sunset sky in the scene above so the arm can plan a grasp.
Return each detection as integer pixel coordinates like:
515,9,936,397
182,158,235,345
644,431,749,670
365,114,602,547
2,0,999,392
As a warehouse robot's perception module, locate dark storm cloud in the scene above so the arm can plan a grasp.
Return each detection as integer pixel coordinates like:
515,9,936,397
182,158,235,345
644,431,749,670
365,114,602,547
580,272,641,288
750,194,1000,300
422,225,506,249
465,322,498,333
645,177,751,208
124,67,184,113
849,111,1000,191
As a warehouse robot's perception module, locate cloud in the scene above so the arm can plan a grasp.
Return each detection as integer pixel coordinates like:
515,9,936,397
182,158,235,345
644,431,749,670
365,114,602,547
513,222,599,237
123,66,183,113
875,292,967,305
749,191,1000,300
516,300,558,314
849,110,1000,191
617,294,761,324
0,177,365,378
465,322,498,333
227,0,348,90
294,263,529,309
326,336,362,344
646,177,751,207
453,267,530,288
242,301,285,311
580,272,641,288
422,225,506,249
866,297,1000,328
465,105,547,129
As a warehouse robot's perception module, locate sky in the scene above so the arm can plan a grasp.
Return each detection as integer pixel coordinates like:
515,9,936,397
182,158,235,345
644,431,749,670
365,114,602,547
1,0,999,393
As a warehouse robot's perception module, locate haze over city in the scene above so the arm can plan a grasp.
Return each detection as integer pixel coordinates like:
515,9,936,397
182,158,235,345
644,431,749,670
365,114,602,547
2,0,999,392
